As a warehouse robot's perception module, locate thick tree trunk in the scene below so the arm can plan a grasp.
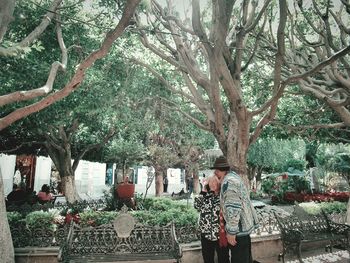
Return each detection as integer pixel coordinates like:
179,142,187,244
0,166,15,263
193,175,199,194
218,120,251,188
48,149,80,203
191,164,199,194
154,168,163,197
61,174,79,203
56,160,80,203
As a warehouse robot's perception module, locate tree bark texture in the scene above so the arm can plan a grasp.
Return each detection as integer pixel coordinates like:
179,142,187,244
154,167,164,197
61,175,79,203
0,0,15,43
0,166,15,263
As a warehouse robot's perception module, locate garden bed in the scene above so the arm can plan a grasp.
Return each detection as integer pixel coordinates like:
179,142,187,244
282,191,350,203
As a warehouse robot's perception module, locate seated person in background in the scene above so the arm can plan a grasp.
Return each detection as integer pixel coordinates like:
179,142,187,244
7,183,27,205
26,188,38,204
37,184,53,204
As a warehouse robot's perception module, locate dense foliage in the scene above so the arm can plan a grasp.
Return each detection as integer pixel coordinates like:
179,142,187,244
7,197,199,229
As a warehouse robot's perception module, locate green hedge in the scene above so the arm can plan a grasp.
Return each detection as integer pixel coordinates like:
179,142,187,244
7,197,199,228
299,201,347,215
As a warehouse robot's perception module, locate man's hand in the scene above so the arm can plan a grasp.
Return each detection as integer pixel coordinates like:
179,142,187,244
227,234,237,246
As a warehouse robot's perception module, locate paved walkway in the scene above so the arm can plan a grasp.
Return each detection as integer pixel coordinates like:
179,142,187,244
255,248,349,263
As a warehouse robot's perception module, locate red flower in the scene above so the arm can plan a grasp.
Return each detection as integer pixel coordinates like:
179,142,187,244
65,213,80,224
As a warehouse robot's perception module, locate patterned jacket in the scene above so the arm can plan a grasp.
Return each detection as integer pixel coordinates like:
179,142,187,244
194,191,220,241
220,171,259,237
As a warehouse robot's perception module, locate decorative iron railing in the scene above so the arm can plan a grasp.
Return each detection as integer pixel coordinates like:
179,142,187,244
8,200,347,248
175,205,290,243
10,222,69,248
175,207,347,244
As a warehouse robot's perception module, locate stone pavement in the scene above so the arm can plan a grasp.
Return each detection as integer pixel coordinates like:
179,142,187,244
255,248,349,263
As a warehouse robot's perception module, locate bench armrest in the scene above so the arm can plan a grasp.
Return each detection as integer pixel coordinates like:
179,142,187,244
321,210,350,236
329,221,350,235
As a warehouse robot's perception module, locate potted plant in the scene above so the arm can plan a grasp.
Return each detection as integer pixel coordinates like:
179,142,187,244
116,176,135,198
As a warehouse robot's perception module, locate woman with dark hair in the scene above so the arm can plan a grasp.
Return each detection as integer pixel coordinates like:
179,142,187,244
37,184,53,204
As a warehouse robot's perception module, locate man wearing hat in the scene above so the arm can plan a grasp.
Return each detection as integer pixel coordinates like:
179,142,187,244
211,156,259,263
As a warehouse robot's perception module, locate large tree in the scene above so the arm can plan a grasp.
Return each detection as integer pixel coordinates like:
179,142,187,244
132,0,350,186
0,0,140,130
0,1,140,262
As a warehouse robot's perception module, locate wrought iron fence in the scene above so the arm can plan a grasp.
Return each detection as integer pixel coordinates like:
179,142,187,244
176,205,290,243
8,200,347,248
10,221,69,248
175,206,348,243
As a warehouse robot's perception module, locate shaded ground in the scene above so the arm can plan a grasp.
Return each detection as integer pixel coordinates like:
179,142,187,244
255,248,349,263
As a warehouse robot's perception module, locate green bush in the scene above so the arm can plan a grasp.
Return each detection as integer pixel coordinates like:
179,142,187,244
143,197,174,211
300,201,347,215
132,210,158,225
250,190,264,200
131,207,198,227
320,201,347,214
102,186,116,211
79,210,118,226
288,176,310,193
262,174,311,204
131,198,198,226
7,211,24,226
59,201,88,217
261,177,275,195
173,208,198,226
25,211,55,230
272,180,289,203
283,159,306,171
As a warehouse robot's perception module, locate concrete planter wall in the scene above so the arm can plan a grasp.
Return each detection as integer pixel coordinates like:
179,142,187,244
15,247,59,263
181,234,283,263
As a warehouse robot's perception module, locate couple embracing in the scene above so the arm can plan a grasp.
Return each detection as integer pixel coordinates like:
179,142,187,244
194,156,259,263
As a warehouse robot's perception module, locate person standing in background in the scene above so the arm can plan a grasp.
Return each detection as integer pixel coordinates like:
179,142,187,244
163,176,169,193
188,177,194,195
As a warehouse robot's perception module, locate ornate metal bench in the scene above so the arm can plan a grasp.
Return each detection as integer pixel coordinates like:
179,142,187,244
274,205,350,263
58,205,182,262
